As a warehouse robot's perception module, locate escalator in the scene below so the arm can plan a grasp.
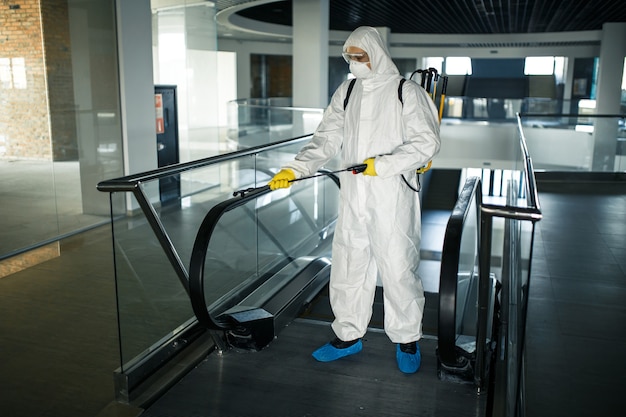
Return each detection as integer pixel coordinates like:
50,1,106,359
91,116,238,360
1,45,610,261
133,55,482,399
98,121,540,416
135,174,488,416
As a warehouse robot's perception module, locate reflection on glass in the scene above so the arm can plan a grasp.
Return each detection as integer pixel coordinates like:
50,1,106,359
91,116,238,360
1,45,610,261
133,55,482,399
202,175,338,319
227,101,323,149
0,160,59,254
0,0,123,260
454,189,480,352
112,191,194,368
522,115,624,172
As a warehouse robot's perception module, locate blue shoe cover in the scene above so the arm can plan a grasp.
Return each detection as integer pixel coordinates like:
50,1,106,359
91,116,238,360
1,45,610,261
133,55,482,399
312,340,362,362
396,343,421,374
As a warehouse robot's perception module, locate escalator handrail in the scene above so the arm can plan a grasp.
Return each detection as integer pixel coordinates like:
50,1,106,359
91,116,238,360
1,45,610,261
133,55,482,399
188,185,272,330
188,174,340,331
438,176,482,366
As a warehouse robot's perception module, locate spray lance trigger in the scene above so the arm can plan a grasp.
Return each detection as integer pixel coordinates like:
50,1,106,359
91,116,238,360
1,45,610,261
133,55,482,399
349,164,367,174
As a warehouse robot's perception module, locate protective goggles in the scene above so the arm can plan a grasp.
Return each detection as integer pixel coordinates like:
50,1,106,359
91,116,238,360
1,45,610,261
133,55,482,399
342,51,369,63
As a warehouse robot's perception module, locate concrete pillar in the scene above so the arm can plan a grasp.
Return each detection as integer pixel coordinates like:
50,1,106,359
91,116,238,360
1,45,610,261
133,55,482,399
592,22,626,171
116,0,157,177
292,0,329,108
376,26,391,50
116,0,158,209
563,56,575,114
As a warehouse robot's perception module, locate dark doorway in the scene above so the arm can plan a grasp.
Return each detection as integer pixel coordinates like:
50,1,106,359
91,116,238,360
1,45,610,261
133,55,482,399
250,54,292,99
155,85,180,205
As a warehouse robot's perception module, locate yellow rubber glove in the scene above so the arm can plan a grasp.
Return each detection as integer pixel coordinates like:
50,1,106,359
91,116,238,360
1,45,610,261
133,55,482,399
363,158,377,176
268,168,296,190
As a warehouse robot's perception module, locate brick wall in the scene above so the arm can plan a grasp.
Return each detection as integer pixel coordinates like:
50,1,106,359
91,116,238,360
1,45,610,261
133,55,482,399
0,0,51,159
0,0,77,161
40,0,77,161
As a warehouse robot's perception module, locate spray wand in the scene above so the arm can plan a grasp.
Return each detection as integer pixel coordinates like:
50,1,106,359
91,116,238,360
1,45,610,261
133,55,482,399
233,163,367,198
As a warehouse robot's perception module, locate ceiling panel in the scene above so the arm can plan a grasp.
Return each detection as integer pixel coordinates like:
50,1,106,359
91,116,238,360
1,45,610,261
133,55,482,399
225,0,626,34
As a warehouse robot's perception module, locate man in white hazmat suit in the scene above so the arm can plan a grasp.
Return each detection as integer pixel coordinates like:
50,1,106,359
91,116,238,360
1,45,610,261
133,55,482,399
268,26,440,374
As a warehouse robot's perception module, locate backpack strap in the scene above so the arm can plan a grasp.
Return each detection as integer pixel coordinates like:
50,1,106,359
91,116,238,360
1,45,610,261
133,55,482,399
344,77,405,110
398,78,406,105
343,78,357,110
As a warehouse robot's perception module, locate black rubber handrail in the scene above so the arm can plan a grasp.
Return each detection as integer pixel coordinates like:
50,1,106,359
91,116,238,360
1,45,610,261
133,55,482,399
188,173,340,332
188,185,272,330
438,176,482,366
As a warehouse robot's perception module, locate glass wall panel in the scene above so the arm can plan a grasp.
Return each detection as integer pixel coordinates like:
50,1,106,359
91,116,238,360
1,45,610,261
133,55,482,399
522,115,624,172
0,0,123,261
112,191,194,368
226,104,323,149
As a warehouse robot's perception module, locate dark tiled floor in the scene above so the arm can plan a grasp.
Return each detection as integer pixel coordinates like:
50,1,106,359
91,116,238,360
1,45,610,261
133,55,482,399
525,181,626,416
0,226,120,417
0,179,624,416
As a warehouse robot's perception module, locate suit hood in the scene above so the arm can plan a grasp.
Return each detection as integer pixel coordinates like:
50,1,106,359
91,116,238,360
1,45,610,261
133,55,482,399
343,26,400,78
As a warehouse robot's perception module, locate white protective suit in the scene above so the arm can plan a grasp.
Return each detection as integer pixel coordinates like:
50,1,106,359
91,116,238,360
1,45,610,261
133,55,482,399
284,27,441,343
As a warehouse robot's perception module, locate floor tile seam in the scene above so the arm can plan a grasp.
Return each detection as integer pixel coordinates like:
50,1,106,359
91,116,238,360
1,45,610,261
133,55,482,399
546,294,626,313
547,255,623,274
545,273,626,284
552,331,626,344
537,234,606,244
552,297,626,311
554,331,626,344
541,254,617,265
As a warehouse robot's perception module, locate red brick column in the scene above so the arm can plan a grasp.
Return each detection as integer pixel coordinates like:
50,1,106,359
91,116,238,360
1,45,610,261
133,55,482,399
0,0,77,161
0,0,51,159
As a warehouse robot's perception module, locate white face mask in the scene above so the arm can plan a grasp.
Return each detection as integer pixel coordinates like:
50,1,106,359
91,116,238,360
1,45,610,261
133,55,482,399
349,60,371,79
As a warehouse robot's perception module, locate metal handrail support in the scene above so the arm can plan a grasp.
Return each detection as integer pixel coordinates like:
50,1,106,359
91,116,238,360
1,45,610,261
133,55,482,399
127,185,191,294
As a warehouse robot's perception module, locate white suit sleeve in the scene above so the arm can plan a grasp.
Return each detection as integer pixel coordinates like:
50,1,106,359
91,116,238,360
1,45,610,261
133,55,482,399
374,82,441,178
283,83,348,178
